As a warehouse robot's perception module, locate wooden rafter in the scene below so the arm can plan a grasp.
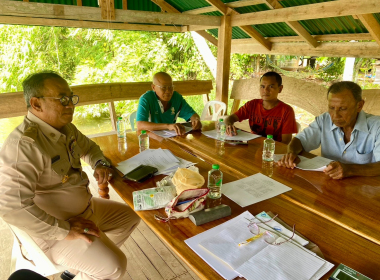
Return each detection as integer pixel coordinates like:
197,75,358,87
231,40,380,58
0,0,220,27
184,0,266,15
0,15,180,32
150,0,218,46
261,33,373,43
231,0,380,26
357,14,380,47
264,0,318,48
205,0,271,51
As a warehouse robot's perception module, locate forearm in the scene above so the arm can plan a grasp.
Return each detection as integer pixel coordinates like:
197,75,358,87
224,114,239,126
190,113,200,122
136,121,170,131
287,137,304,155
345,162,380,177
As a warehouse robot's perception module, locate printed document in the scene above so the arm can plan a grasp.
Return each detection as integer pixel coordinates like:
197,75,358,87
274,154,332,171
151,126,192,138
222,173,292,207
202,129,261,141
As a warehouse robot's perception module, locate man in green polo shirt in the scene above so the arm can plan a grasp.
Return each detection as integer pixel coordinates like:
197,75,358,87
136,72,202,135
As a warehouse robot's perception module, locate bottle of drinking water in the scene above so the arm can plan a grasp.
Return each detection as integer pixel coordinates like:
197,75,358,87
216,118,226,141
116,117,126,139
139,130,149,152
262,135,275,177
208,164,223,199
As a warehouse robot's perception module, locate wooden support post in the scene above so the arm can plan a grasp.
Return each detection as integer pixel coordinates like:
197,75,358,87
216,15,232,106
100,0,116,20
98,182,110,199
108,101,117,131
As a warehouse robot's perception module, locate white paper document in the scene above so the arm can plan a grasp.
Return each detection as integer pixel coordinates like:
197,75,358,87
116,149,195,176
151,126,192,138
202,129,261,141
222,173,292,207
274,154,333,172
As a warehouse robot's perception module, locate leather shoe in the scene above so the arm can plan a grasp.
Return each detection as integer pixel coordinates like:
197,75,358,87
60,270,76,280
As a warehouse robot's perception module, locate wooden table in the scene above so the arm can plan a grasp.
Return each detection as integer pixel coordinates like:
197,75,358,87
168,122,380,247
92,132,380,280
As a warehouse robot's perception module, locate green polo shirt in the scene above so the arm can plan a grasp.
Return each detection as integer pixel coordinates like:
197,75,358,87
136,90,196,124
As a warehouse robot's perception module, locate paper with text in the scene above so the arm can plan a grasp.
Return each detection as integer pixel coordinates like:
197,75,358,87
274,154,332,172
151,126,192,138
202,129,260,141
222,173,292,207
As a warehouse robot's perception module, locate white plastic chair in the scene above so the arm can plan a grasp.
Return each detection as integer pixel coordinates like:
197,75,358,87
200,101,227,121
8,224,66,277
129,111,137,132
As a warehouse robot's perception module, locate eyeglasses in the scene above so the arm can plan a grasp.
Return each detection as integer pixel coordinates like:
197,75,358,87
153,84,174,92
239,214,295,246
38,95,79,106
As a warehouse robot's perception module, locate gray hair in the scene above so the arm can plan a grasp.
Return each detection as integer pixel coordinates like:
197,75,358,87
22,71,64,109
327,81,362,102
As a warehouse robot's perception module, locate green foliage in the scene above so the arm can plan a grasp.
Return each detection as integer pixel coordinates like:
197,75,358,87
316,57,345,82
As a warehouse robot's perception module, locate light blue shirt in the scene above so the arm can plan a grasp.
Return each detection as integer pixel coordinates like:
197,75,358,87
296,111,380,164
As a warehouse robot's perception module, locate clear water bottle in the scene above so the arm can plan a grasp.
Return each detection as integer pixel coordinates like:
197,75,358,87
116,117,126,139
208,164,223,199
139,130,149,152
262,135,275,162
216,118,226,141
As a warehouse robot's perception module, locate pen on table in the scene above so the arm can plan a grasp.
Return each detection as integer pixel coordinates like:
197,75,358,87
238,232,264,246
176,199,192,206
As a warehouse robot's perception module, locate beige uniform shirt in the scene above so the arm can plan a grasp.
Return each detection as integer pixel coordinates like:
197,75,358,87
0,112,107,240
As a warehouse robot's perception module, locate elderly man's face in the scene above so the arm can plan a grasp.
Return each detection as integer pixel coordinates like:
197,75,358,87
259,76,283,103
328,88,364,129
152,75,174,103
38,78,75,130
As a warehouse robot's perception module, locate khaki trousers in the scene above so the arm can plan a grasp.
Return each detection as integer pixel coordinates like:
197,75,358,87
37,198,140,280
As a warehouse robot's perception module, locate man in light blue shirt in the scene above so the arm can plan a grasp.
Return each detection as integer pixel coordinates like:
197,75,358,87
136,72,202,135
278,81,380,179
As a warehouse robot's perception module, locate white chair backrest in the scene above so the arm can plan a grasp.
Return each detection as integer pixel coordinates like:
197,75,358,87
201,101,227,121
8,224,66,277
129,111,137,132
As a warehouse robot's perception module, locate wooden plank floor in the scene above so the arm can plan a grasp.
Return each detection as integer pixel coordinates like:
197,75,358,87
0,166,201,280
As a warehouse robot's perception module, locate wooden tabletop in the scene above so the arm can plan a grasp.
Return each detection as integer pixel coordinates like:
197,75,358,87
92,132,380,280
168,122,380,247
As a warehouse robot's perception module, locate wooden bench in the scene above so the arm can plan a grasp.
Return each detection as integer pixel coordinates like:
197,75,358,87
230,76,380,117
0,80,213,135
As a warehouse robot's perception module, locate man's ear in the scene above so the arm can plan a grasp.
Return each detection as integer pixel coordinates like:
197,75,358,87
29,97,42,112
278,85,284,93
357,99,365,112
151,83,155,92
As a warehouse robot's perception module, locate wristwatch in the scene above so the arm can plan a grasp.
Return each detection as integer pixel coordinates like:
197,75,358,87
95,160,111,168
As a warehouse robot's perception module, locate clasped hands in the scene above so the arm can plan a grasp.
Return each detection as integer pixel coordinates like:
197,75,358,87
277,153,348,179
94,164,113,185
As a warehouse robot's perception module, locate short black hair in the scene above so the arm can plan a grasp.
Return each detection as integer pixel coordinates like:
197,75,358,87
260,71,282,86
22,71,64,108
327,81,362,102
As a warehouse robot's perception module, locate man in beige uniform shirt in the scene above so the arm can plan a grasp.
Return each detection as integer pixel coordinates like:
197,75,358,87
0,72,140,280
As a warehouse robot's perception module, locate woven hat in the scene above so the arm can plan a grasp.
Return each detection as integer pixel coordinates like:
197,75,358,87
172,168,205,194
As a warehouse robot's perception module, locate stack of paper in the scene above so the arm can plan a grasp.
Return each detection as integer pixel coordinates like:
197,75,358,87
185,211,334,280
117,149,195,175
202,129,261,141
151,126,192,138
274,154,333,172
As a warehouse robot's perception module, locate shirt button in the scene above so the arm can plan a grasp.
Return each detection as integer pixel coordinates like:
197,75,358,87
343,151,346,154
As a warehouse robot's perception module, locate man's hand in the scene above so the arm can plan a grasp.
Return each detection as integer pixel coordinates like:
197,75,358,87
277,153,300,169
65,217,100,243
324,161,348,179
168,123,186,135
191,118,202,131
226,124,237,136
94,165,113,185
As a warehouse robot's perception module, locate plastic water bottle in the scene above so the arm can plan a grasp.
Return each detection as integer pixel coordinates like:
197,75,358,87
139,130,149,152
262,135,275,177
116,117,126,139
216,118,226,141
208,164,223,199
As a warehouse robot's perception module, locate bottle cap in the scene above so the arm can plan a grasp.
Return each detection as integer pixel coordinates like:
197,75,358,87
141,130,147,134
267,135,273,139
212,164,220,170
219,118,223,122
118,117,122,120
